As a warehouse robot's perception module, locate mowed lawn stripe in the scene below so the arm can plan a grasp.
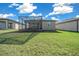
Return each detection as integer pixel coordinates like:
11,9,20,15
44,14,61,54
0,30,79,55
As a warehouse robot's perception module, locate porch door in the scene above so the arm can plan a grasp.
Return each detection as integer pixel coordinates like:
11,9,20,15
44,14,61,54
30,23,40,30
8,23,13,29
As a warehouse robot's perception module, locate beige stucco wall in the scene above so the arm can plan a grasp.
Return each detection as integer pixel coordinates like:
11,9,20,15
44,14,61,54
19,24,25,30
14,23,19,30
8,21,18,30
8,21,25,30
42,21,56,31
78,20,79,32
56,21,78,31
0,19,20,30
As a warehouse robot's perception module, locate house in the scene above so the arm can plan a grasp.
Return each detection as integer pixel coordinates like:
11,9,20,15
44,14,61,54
0,18,19,30
0,16,56,31
19,16,56,31
56,18,79,32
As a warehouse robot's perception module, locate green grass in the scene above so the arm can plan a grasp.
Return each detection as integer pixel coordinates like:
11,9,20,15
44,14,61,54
0,29,79,56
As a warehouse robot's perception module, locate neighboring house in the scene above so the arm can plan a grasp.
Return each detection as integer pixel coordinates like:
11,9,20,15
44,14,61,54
56,18,79,32
19,16,56,31
0,18,19,30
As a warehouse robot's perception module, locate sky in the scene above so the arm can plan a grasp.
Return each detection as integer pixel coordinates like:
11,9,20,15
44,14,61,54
0,3,79,21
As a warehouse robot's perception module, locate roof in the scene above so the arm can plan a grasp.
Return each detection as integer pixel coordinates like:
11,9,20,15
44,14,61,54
56,18,79,24
19,16,42,21
19,16,56,22
0,18,19,23
42,20,56,22
24,20,56,23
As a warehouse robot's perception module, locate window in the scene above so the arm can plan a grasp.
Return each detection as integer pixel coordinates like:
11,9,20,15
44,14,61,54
48,22,51,26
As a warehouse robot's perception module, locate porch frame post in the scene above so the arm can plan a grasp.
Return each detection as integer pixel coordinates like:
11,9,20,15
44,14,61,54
5,20,8,29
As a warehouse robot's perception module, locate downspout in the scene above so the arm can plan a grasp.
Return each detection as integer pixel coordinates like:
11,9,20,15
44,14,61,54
77,19,78,32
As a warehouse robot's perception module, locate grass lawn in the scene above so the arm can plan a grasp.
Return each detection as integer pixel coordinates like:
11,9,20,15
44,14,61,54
0,29,79,56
